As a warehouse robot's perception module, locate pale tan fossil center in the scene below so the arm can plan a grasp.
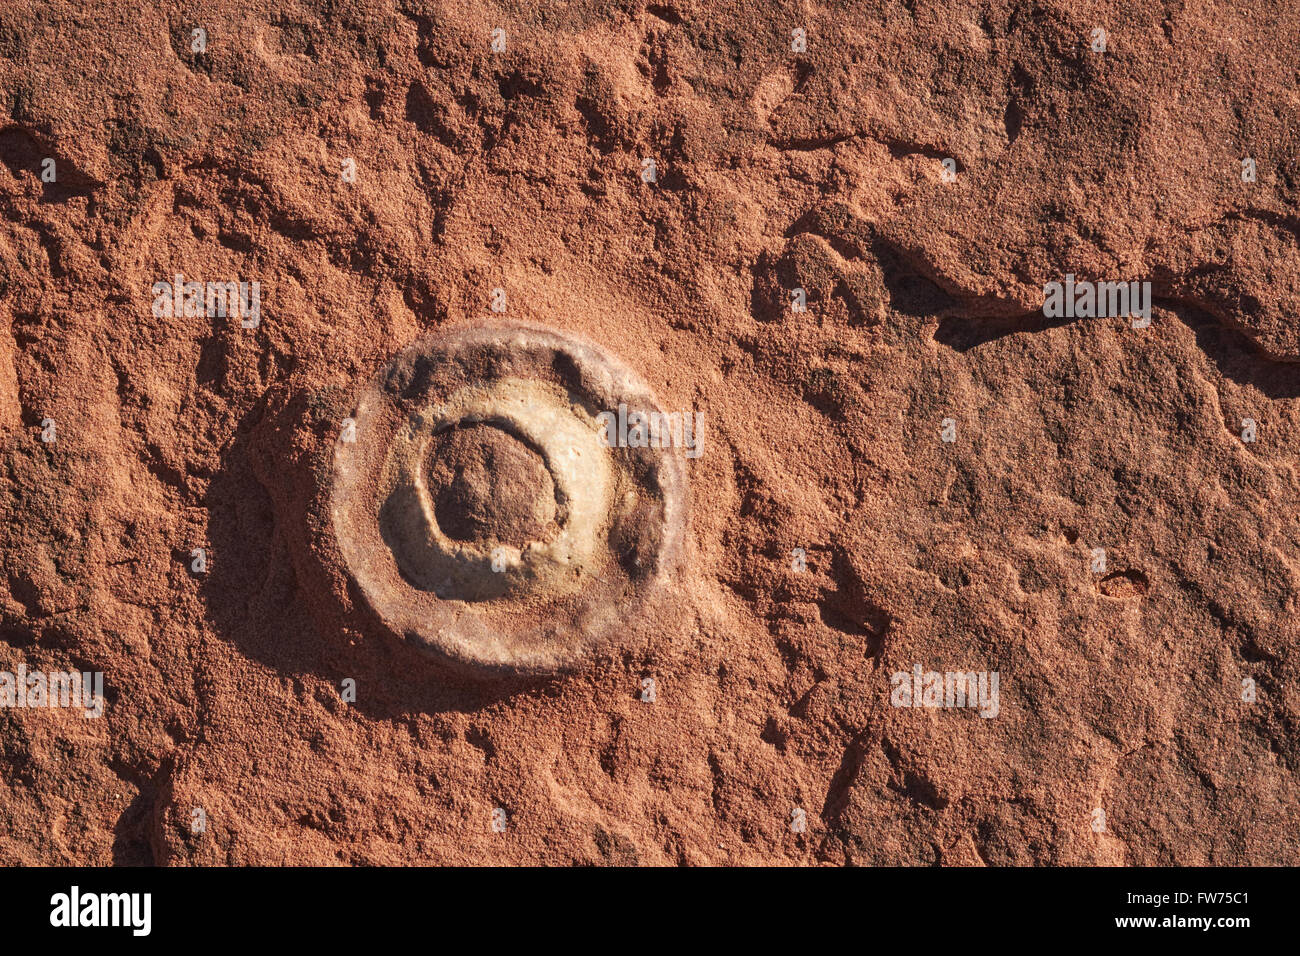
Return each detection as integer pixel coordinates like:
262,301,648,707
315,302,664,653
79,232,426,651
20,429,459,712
378,378,614,602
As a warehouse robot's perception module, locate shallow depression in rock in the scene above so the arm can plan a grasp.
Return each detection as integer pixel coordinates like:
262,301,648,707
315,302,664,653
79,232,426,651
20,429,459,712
427,423,558,550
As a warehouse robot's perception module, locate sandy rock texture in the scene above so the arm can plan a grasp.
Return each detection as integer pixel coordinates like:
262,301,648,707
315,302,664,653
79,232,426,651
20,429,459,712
0,0,1297,865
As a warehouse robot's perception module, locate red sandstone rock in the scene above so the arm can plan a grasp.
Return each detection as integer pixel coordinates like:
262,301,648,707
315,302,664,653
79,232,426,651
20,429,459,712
0,0,1295,865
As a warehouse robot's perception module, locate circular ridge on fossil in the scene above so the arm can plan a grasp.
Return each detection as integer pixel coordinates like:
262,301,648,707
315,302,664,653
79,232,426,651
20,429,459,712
330,321,687,677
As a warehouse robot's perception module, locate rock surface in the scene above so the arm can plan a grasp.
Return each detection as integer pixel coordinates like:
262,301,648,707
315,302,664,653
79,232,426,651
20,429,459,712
0,0,1296,864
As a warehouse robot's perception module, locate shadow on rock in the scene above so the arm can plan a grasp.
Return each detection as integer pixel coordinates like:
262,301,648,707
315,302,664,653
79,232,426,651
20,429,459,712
199,390,527,719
